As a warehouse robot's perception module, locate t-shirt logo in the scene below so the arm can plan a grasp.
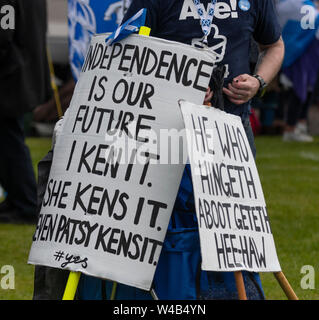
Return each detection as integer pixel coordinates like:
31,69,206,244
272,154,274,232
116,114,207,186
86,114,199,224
202,18,212,27
191,24,227,63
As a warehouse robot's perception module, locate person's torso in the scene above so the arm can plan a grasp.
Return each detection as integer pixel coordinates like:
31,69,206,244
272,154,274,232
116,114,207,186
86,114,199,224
150,0,259,115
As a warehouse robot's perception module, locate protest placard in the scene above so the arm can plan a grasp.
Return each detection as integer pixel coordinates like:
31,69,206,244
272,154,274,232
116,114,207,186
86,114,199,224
179,100,281,273
28,34,216,291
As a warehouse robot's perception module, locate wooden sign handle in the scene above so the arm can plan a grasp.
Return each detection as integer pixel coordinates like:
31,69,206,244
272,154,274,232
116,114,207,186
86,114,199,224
62,272,81,300
274,272,299,300
234,271,248,300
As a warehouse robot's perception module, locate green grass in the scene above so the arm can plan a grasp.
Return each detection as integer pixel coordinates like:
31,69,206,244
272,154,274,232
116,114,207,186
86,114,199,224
0,138,51,300
0,136,319,300
0,224,36,299
255,137,319,300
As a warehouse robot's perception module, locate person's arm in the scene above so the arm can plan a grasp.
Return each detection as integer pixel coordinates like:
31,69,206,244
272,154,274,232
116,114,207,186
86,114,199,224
223,36,284,105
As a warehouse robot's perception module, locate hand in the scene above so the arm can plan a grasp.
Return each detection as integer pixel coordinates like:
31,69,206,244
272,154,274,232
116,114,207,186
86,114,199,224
223,74,260,105
204,87,213,106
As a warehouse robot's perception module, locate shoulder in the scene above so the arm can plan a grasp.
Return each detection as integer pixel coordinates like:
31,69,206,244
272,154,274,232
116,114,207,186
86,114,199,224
251,0,277,12
124,0,164,29
128,0,161,11
124,0,162,20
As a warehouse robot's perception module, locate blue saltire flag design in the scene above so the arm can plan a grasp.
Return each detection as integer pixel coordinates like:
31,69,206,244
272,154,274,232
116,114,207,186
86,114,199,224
105,8,146,46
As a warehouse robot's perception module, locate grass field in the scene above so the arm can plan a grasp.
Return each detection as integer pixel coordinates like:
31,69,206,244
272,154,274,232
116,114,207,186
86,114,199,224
0,136,319,300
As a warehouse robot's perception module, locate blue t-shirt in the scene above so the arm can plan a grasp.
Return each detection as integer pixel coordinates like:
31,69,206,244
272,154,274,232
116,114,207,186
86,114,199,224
124,0,281,229
124,0,282,116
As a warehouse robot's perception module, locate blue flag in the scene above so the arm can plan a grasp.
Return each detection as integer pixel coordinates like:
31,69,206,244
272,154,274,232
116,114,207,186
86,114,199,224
276,0,319,68
68,0,132,80
105,8,147,45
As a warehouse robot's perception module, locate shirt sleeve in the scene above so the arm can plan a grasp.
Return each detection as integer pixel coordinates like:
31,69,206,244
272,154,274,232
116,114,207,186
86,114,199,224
122,0,160,35
253,0,282,45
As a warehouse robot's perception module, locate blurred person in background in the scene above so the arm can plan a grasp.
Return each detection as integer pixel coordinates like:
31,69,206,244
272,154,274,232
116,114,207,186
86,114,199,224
276,0,319,142
0,0,51,223
32,0,134,125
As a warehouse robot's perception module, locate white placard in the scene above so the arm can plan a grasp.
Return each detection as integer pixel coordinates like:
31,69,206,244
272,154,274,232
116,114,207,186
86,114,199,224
28,34,216,291
180,100,281,273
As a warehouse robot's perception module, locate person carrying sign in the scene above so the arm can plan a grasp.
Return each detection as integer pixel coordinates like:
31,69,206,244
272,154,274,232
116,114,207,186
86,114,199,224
31,0,285,300
102,0,283,300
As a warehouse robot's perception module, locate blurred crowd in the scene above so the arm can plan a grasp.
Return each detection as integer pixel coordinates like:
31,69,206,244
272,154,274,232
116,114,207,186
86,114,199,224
29,0,319,143
252,0,319,141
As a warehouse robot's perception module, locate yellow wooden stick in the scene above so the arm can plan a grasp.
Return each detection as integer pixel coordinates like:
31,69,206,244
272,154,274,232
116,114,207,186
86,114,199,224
139,26,151,36
104,25,151,303
62,272,81,300
61,26,151,302
110,282,118,300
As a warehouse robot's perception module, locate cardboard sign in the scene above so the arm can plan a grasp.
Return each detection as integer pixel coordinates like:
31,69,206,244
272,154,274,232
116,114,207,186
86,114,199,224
180,101,281,273
28,34,216,291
